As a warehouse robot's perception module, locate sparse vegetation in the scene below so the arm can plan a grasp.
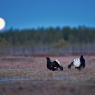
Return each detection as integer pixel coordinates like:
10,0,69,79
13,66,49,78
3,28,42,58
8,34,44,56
0,56,95,95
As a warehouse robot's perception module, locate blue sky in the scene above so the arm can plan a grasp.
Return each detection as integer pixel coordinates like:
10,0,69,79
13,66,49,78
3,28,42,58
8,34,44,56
0,0,95,29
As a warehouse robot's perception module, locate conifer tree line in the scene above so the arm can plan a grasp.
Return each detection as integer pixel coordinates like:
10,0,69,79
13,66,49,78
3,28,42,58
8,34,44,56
0,26,95,48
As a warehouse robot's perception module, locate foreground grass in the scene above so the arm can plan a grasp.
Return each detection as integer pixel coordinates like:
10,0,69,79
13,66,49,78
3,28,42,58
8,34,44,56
0,80,95,95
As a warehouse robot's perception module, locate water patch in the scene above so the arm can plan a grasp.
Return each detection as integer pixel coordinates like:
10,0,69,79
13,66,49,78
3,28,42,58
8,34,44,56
0,77,33,84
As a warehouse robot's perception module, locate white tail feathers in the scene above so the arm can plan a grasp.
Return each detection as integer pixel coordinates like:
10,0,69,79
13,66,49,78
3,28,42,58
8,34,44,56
73,58,81,67
55,59,61,65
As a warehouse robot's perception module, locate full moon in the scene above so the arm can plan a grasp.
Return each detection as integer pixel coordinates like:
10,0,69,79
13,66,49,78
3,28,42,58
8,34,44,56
0,17,6,30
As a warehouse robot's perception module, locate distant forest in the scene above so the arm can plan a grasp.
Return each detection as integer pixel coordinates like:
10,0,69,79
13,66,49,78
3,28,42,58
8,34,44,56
0,26,95,48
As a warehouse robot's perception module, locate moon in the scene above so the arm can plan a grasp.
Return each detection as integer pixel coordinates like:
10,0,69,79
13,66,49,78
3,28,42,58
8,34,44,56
0,17,6,30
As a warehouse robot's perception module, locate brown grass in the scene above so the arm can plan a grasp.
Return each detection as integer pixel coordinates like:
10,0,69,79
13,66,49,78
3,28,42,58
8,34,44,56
0,55,95,95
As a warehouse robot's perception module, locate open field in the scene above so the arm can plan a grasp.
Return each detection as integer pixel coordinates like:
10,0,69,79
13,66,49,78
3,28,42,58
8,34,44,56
0,55,95,95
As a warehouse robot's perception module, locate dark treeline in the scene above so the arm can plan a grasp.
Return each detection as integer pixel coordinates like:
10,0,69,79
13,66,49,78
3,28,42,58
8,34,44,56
0,26,95,48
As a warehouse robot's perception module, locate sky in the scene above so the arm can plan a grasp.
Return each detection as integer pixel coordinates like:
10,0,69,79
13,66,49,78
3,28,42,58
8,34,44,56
0,0,95,29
